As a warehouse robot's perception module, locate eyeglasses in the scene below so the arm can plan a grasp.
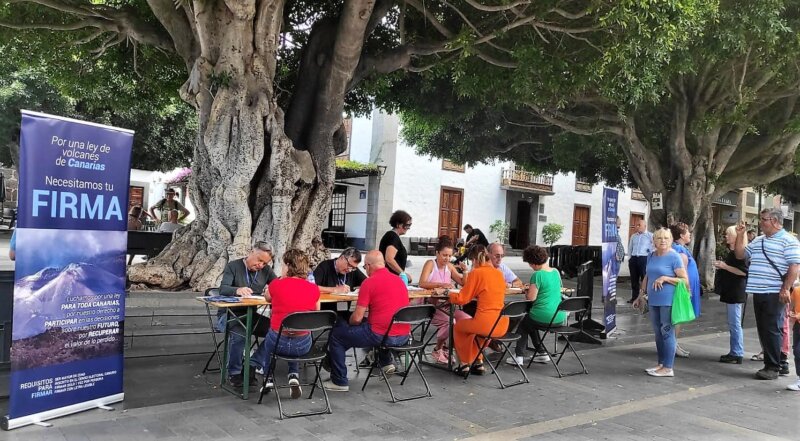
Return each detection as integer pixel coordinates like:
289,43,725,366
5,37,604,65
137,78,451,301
492,253,504,259
759,217,772,223
403,223,412,228
340,257,359,272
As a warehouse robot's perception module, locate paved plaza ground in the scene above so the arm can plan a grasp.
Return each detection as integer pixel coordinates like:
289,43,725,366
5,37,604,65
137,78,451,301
0,235,797,440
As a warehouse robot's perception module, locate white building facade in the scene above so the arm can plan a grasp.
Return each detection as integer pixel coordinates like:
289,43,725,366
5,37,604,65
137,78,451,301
327,110,651,251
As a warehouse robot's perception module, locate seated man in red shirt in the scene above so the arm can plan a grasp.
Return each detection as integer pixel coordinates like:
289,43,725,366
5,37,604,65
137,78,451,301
323,250,410,391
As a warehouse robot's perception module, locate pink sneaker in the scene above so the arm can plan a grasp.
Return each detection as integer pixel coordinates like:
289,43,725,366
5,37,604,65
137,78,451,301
431,348,450,364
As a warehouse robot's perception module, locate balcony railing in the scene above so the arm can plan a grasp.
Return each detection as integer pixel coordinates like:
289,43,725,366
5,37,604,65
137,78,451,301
500,168,554,193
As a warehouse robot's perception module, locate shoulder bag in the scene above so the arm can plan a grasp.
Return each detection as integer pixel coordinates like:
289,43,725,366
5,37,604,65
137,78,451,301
762,239,787,282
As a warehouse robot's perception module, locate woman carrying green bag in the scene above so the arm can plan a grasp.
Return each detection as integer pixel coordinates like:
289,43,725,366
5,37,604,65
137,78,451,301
633,228,689,378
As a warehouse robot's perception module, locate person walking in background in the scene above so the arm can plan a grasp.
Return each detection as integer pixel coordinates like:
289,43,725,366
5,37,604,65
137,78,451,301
714,225,748,364
633,228,688,378
669,222,701,358
379,210,412,283
628,219,653,303
734,208,800,380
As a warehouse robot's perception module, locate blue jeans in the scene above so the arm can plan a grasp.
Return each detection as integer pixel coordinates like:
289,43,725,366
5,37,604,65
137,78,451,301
251,329,311,376
752,293,786,371
216,312,269,376
726,303,745,357
328,321,408,386
649,306,676,369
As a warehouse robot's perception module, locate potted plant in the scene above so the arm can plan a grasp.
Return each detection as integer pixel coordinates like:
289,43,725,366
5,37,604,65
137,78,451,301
489,220,511,246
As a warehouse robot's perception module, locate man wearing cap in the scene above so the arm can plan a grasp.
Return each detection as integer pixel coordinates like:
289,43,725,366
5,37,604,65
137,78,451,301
149,188,190,223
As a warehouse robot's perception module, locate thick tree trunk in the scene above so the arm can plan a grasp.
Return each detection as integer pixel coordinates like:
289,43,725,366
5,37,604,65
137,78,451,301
129,0,375,291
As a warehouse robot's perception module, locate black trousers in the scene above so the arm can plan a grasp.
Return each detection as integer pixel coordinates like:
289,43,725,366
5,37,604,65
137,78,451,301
514,315,549,356
628,256,648,300
752,293,787,371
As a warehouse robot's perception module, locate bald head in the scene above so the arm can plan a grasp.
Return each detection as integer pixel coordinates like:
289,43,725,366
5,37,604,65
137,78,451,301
364,250,385,275
488,243,505,268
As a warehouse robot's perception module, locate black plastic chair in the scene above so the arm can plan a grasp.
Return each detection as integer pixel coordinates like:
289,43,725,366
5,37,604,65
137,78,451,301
527,296,591,377
201,288,224,374
361,304,436,402
463,300,534,389
257,310,337,419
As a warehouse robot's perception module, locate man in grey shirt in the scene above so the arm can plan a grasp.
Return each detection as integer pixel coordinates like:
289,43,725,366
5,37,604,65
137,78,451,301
218,241,278,387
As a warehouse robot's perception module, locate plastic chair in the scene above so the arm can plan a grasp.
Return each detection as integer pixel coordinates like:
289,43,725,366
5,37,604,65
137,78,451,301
361,304,436,402
257,310,337,419
527,296,591,377
463,300,534,388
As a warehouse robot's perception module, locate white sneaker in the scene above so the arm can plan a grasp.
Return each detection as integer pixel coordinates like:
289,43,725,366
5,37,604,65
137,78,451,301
288,375,302,399
786,378,800,391
382,364,396,375
505,356,525,366
532,354,551,364
322,380,349,392
260,377,274,394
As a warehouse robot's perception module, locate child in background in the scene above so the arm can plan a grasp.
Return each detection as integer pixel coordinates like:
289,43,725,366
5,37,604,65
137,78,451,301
788,282,800,391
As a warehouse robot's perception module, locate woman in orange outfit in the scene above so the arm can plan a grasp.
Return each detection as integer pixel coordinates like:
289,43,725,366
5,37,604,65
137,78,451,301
449,244,508,376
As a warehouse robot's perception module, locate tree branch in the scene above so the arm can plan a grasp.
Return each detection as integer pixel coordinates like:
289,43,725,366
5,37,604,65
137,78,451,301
464,0,531,12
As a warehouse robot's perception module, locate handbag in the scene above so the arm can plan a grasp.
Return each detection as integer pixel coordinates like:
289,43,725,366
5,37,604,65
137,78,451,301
672,280,696,325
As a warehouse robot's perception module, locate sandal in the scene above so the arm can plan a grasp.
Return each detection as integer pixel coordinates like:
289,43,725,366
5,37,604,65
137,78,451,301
454,364,470,377
750,352,764,361
470,363,486,376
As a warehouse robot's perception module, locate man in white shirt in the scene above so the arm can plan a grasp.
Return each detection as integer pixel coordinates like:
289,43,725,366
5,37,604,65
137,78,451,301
488,243,524,288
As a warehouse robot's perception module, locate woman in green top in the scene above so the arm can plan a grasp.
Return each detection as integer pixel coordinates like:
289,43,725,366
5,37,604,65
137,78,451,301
506,245,565,366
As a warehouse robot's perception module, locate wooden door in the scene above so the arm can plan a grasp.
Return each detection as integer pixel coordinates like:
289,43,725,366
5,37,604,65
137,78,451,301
572,205,590,246
629,212,644,241
438,187,463,243
515,200,531,249
129,186,144,210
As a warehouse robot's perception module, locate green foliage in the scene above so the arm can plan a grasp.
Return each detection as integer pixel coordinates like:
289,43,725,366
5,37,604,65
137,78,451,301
334,159,379,174
489,220,510,244
541,224,564,247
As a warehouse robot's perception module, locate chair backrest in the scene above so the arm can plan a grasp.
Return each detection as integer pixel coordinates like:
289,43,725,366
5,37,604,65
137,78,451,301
501,300,534,319
558,296,591,315
205,287,220,297
392,304,436,325
280,310,338,333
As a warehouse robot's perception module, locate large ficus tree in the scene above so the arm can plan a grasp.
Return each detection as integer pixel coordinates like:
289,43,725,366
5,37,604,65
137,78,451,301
393,0,800,285
1,1,615,290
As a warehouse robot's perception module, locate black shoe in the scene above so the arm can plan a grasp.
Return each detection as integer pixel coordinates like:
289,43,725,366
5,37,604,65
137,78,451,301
780,363,790,376
228,373,244,387
247,367,258,384
322,355,332,372
755,368,779,380
719,354,743,364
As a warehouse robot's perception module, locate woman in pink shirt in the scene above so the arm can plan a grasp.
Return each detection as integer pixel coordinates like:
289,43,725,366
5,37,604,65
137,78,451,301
251,249,320,399
418,236,468,363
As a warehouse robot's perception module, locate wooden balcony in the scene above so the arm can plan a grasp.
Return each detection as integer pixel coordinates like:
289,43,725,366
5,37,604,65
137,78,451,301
500,169,555,194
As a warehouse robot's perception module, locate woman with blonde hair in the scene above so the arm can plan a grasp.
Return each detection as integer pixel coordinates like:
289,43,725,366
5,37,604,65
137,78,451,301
449,244,507,376
714,225,749,363
633,228,689,377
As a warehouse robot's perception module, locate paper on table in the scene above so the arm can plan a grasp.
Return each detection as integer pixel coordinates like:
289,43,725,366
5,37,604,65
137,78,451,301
407,286,425,291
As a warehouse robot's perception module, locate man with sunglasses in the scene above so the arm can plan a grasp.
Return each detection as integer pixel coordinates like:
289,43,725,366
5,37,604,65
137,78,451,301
488,242,524,288
312,247,367,294
218,241,278,387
